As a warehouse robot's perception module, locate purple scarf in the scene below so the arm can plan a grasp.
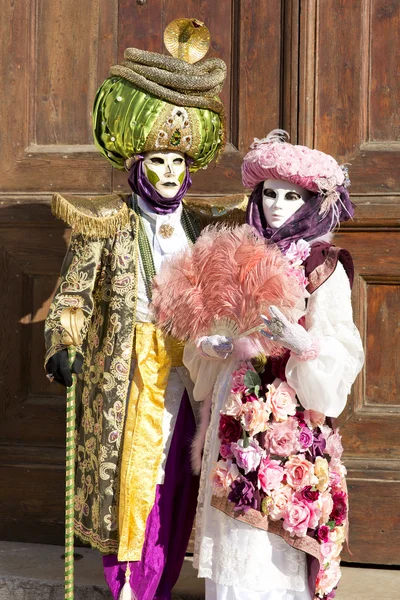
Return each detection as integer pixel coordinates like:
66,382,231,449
128,158,192,215
246,182,354,251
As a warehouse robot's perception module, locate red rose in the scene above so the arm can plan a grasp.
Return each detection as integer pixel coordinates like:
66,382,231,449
330,491,348,525
316,525,330,542
219,414,243,444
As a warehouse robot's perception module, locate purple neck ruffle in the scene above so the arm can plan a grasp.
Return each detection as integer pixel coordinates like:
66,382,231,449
246,182,354,251
128,158,192,215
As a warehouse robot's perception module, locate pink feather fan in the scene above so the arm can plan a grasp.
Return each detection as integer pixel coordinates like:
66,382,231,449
151,224,305,359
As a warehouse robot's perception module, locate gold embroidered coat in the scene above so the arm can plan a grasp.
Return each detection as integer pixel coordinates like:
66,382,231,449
45,192,246,554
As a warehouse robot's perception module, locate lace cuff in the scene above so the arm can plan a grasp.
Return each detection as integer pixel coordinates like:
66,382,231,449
291,337,320,362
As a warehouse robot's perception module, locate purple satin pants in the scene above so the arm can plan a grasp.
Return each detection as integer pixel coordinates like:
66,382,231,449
103,391,199,600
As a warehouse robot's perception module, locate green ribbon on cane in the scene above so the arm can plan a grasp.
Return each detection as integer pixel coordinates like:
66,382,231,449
60,307,85,600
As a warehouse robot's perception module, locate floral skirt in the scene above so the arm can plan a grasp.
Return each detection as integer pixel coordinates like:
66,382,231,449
195,359,348,600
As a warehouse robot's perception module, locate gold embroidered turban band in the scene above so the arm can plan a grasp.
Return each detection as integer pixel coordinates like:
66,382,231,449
93,19,227,172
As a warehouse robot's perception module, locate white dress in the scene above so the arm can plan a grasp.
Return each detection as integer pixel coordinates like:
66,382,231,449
183,260,364,600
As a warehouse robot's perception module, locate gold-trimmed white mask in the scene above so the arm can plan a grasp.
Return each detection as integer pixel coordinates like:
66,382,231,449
143,150,186,199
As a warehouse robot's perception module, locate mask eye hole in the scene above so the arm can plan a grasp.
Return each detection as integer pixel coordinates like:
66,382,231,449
263,189,276,198
285,191,301,201
150,157,164,165
173,158,184,165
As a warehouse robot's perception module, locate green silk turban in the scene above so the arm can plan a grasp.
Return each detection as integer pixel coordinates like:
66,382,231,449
93,48,227,173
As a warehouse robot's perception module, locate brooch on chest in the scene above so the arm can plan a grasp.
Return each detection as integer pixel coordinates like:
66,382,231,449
158,224,175,238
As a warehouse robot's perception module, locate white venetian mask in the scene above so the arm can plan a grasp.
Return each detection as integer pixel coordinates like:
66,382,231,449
143,150,186,199
262,179,311,229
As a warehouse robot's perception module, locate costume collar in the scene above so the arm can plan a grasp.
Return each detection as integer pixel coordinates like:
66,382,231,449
137,195,183,226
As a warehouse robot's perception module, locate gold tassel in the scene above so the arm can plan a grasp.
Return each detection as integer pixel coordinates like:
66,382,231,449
51,192,130,238
118,563,135,600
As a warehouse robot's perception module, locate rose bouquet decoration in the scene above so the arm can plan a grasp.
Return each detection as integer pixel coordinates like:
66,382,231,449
211,362,348,600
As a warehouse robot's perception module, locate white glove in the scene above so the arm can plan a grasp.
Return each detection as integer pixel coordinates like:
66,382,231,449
261,305,314,356
198,335,234,360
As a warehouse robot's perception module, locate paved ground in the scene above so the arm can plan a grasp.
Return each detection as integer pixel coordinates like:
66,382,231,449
0,541,399,599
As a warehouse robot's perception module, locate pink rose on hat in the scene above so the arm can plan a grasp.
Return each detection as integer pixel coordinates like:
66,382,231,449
241,131,345,192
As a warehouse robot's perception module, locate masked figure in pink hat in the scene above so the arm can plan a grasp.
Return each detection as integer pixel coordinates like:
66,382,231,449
182,131,364,600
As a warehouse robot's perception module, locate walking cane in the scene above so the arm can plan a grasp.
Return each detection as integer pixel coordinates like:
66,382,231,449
60,307,85,600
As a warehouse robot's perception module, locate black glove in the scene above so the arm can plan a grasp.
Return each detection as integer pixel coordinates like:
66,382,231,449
46,349,83,387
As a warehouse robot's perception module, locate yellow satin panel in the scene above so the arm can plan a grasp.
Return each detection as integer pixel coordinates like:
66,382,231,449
117,323,183,561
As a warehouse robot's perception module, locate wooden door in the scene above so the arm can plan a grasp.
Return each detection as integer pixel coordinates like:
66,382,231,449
0,0,283,545
1,0,399,566
295,0,400,564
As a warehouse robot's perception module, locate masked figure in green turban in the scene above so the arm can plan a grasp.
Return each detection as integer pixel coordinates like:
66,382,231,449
44,19,242,600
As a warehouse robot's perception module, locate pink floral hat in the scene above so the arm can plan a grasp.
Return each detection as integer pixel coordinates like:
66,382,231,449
241,130,347,194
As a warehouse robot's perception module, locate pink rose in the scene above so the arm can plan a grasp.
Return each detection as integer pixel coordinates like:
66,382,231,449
276,156,302,181
258,456,284,493
231,363,254,394
284,239,311,266
223,392,244,418
329,458,347,493
284,456,315,489
265,419,300,456
299,426,314,449
220,442,234,459
270,484,293,520
320,540,341,560
319,424,333,441
267,382,297,422
210,459,239,498
283,498,313,537
241,399,270,436
319,490,334,525
325,431,344,460
329,469,342,489
286,266,309,291
230,438,264,474
330,457,347,477
315,559,341,596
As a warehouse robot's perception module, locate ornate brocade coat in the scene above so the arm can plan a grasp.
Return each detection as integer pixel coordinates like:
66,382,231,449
45,192,246,554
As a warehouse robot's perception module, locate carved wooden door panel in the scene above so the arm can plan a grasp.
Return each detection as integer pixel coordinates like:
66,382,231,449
0,0,285,544
297,0,400,564
0,0,117,543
